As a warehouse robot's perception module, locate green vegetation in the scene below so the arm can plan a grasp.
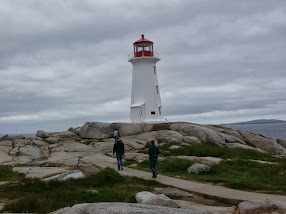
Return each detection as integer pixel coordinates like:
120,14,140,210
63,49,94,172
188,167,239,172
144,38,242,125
0,167,165,214
134,158,286,195
0,166,25,181
157,142,285,163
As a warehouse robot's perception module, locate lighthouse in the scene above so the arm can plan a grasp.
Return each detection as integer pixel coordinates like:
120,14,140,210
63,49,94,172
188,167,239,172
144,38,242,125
128,34,164,123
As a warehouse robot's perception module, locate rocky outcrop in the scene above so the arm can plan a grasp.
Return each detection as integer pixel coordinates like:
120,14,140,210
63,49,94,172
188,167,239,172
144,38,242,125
0,134,25,142
49,202,204,214
187,163,210,174
112,123,144,136
237,200,286,214
37,130,50,138
154,188,193,197
80,122,113,139
135,191,180,208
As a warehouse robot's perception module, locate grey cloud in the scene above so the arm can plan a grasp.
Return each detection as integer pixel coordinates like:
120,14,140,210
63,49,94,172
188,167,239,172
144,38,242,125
1,0,286,134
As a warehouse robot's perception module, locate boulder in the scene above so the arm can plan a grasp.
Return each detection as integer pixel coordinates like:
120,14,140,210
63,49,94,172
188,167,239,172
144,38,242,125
188,163,210,174
32,139,49,147
51,131,78,139
170,123,226,146
176,156,223,165
50,141,97,153
74,127,81,135
80,122,112,139
13,166,73,179
0,151,13,165
49,202,201,214
238,200,286,214
226,143,265,152
18,145,47,159
0,140,12,147
154,188,193,197
112,123,144,136
183,136,202,144
122,139,146,150
135,191,180,208
169,145,181,149
37,130,50,138
14,139,32,147
0,145,12,154
46,152,85,167
46,136,61,144
239,131,286,156
9,135,25,140
0,134,10,142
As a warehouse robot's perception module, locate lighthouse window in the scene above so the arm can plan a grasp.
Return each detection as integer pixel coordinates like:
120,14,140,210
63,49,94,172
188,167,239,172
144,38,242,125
156,85,159,94
153,66,156,75
151,111,156,115
159,107,161,115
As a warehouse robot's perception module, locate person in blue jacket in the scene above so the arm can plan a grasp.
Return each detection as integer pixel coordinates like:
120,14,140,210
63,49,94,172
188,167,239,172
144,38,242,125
113,136,125,171
148,140,160,178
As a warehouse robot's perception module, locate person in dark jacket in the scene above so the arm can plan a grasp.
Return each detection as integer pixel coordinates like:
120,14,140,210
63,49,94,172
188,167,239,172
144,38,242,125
113,136,125,171
148,140,160,178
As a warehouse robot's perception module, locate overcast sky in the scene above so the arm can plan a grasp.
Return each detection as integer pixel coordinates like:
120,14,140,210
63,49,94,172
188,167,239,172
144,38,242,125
1,0,286,134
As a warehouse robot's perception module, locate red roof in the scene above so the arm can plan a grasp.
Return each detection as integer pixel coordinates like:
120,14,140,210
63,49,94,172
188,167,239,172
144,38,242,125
133,34,153,45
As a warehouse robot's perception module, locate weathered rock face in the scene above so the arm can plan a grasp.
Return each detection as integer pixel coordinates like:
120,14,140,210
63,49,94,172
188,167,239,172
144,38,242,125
0,135,9,142
80,122,113,139
237,200,286,214
112,123,144,136
238,131,286,157
135,191,180,208
37,130,50,138
49,202,202,214
187,163,210,174
154,188,193,197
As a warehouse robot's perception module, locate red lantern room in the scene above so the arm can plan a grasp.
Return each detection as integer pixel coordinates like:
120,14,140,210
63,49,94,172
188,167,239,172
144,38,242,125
133,34,154,57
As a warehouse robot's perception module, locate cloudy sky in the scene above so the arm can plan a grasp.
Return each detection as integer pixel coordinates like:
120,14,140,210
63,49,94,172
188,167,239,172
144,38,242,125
1,0,286,134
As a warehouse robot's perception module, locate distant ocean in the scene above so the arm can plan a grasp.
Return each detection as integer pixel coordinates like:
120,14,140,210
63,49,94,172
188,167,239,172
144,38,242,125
224,122,286,140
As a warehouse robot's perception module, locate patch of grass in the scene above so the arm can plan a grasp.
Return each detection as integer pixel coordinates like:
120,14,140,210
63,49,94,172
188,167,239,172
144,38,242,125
1,167,165,214
0,166,25,181
158,142,284,163
134,158,286,195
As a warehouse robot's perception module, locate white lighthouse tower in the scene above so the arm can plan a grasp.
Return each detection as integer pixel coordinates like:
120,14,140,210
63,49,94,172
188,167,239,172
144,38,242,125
128,34,164,123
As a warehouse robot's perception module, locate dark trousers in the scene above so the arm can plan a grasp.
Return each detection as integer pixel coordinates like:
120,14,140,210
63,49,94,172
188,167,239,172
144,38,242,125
116,153,123,170
149,158,158,174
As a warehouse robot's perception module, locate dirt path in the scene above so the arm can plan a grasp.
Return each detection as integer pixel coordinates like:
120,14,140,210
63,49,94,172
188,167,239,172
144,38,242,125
96,158,286,202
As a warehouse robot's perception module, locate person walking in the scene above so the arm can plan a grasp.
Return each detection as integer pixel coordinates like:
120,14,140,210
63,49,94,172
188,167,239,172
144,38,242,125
148,140,160,178
113,136,125,171
113,128,120,140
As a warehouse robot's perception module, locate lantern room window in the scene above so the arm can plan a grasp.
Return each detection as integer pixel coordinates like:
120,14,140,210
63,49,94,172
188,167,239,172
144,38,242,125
133,34,154,58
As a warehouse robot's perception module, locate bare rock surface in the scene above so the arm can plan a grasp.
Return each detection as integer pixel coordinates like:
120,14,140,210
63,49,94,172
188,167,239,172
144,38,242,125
112,122,144,136
13,166,73,179
226,143,264,152
36,130,50,138
154,188,193,197
80,122,112,139
135,191,180,208
238,131,286,157
174,200,236,214
49,202,206,214
176,156,223,165
0,140,12,147
46,136,61,144
170,145,182,149
188,163,211,174
51,131,78,139
0,151,13,165
237,200,286,214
